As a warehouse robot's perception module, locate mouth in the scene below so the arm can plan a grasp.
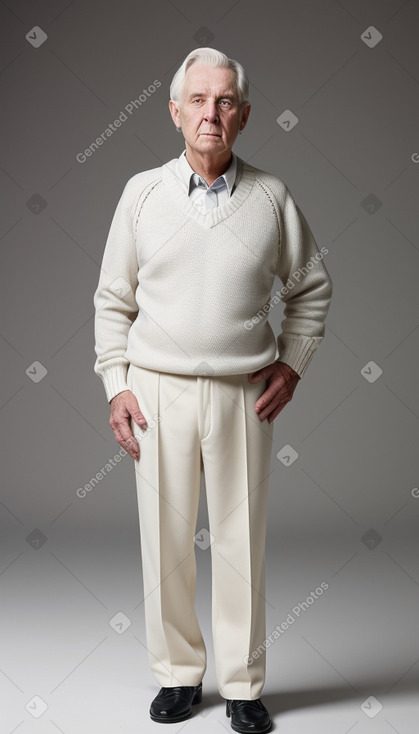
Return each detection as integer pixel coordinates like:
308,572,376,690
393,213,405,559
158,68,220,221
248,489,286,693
200,133,221,137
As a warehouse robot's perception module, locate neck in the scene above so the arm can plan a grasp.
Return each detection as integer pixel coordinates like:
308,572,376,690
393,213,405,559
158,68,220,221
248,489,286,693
184,148,233,187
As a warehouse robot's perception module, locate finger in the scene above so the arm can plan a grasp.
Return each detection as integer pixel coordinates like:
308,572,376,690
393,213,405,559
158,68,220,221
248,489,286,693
257,395,284,421
255,382,284,414
116,429,140,459
267,403,285,423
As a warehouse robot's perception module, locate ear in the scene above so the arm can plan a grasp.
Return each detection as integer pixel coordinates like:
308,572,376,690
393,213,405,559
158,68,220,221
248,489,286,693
239,102,251,131
168,100,181,128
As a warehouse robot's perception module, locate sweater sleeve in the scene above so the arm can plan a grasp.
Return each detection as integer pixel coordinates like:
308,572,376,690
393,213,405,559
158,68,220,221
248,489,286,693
275,187,333,378
93,179,139,403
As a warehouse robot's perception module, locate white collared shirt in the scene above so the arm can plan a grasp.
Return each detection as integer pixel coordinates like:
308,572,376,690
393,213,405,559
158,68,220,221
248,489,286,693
175,149,237,213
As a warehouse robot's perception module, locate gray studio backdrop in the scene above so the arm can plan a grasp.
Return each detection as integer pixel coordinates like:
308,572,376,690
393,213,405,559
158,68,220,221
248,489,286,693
1,1,419,733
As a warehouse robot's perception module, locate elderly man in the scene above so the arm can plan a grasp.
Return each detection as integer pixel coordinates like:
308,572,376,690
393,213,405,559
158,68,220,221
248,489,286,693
93,47,332,733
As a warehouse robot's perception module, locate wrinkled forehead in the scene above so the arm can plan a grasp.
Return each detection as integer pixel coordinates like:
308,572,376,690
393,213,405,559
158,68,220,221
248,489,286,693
183,64,238,99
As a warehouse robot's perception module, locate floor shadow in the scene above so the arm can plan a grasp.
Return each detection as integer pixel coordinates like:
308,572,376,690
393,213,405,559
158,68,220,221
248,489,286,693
198,672,419,724
258,673,419,723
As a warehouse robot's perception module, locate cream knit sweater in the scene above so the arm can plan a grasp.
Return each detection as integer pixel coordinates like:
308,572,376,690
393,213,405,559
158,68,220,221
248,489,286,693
93,155,333,402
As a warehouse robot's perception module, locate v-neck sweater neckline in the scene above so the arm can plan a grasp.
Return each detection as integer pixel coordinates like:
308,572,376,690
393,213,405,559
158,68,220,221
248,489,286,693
161,155,256,229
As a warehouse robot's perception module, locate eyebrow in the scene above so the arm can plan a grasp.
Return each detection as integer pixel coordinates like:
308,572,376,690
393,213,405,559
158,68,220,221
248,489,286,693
187,92,236,101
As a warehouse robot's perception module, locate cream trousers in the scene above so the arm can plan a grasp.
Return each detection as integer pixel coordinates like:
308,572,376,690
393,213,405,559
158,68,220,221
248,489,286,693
126,363,274,700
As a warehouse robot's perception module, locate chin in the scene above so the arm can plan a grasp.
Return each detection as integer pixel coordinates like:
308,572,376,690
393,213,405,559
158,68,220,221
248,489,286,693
199,137,223,145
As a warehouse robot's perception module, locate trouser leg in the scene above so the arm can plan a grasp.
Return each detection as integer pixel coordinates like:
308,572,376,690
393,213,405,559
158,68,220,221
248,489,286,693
127,364,206,687
199,372,274,700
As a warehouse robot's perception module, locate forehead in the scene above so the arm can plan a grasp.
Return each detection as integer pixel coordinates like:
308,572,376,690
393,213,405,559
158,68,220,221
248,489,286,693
183,64,237,96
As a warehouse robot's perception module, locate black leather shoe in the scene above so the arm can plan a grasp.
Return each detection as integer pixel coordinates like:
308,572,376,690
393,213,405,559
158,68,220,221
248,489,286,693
149,682,202,722
226,698,272,733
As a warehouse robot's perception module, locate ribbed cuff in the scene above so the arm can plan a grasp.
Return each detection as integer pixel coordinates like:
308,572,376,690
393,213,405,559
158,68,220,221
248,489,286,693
277,335,323,378
101,364,129,403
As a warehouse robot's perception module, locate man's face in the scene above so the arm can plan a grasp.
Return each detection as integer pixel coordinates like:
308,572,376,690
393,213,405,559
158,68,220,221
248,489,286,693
169,64,251,160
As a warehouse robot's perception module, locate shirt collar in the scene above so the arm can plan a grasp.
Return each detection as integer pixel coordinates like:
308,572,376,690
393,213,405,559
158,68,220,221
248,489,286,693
177,149,237,197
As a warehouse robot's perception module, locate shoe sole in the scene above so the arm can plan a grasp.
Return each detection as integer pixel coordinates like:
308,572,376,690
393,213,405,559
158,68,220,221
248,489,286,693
150,710,193,723
229,720,272,734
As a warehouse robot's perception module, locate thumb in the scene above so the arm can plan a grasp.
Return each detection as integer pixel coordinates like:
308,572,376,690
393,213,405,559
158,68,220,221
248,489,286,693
248,369,264,382
129,399,148,428
249,362,278,382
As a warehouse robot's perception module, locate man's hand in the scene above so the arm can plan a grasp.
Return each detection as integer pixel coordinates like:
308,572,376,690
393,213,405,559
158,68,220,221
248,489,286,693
109,389,148,461
248,361,301,423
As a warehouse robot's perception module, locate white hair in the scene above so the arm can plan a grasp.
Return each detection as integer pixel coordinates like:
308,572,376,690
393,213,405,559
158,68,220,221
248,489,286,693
169,47,249,105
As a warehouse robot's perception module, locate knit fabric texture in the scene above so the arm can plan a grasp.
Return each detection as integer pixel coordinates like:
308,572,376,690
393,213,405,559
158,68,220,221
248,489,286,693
93,155,333,402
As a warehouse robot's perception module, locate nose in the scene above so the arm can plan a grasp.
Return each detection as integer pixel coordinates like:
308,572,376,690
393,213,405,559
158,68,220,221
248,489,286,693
203,100,219,123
